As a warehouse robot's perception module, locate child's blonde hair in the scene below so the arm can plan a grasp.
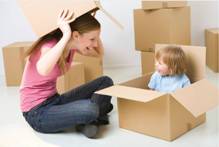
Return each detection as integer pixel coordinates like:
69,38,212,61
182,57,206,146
155,45,187,75
25,12,100,73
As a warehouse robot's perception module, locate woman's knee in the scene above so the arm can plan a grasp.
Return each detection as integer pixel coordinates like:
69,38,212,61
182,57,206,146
101,76,114,86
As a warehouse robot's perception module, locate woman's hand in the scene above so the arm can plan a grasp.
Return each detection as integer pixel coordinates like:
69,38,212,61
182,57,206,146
57,9,74,39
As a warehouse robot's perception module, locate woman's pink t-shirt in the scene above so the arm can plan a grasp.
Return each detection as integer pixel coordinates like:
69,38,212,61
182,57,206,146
20,40,75,112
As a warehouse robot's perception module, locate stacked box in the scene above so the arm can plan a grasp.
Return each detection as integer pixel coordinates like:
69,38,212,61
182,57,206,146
73,53,103,82
142,0,187,10
134,1,190,75
205,28,219,72
2,42,33,86
56,62,85,94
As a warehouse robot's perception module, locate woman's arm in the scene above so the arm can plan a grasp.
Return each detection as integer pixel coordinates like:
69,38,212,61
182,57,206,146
36,36,70,76
36,10,74,76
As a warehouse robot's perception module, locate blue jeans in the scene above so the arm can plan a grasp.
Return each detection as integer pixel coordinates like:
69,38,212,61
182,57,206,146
23,76,113,133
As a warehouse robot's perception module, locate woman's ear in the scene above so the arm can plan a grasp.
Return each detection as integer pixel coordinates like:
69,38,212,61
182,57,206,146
72,31,80,40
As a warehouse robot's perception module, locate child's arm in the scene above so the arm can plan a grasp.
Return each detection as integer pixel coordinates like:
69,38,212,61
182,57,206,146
182,75,191,87
37,10,74,76
147,72,157,90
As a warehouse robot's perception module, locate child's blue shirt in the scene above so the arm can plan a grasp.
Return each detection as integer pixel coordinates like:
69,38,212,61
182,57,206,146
148,71,191,92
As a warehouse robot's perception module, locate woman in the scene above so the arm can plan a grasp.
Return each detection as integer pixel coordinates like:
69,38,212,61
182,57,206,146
20,9,113,138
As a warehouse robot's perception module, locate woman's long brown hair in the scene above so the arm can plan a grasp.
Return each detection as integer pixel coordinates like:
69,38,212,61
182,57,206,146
25,12,101,73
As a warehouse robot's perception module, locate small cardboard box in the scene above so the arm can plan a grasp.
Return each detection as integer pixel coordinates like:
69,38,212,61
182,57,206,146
134,7,190,52
73,53,103,82
141,51,155,74
56,62,85,94
96,44,219,141
142,0,187,10
17,0,123,37
2,42,33,86
205,28,219,72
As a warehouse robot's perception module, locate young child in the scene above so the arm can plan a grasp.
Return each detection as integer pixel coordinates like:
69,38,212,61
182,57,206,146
148,45,191,92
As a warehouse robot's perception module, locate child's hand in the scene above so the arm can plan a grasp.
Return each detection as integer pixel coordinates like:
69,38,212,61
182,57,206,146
57,9,74,39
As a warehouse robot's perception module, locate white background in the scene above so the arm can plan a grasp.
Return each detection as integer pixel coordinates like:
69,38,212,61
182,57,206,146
0,0,218,76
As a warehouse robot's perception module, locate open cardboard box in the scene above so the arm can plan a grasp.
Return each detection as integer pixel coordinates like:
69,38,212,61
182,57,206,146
17,0,123,37
142,0,187,10
96,44,219,141
205,28,219,72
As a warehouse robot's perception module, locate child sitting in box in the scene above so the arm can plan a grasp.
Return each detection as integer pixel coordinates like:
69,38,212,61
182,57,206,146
148,45,191,92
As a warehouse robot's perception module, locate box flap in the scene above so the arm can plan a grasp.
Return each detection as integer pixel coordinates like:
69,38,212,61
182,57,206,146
172,79,219,117
94,1,123,29
96,85,165,103
17,0,123,37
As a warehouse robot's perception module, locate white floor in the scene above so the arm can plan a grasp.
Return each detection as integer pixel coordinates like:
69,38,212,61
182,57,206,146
0,66,218,147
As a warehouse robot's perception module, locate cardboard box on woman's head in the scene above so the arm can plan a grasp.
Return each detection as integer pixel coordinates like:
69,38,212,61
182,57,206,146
17,0,123,37
96,44,219,141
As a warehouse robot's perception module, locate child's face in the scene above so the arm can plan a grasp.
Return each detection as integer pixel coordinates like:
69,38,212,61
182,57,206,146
155,59,171,76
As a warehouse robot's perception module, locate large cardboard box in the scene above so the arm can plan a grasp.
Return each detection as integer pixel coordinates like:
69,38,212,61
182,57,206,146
142,0,187,10
17,0,123,37
2,42,33,86
56,62,85,94
134,7,190,52
141,51,155,74
96,44,219,141
205,28,219,72
73,53,103,82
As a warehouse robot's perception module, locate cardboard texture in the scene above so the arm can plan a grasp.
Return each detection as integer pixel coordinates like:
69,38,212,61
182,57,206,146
2,42,33,86
134,7,191,52
17,0,123,37
141,1,163,10
73,53,103,82
96,44,219,141
141,51,155,74
142,0,187,10
205,28,219,72
56,62,85,94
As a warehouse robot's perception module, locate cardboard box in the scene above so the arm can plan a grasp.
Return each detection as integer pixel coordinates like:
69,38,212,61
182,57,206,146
17,0,123,37
205,28,219,72
134,7,191,52
56,62,85,94
96,44,219,141
142,0,187,10
73,53,103,82
2,42,33,86
141,51,155,74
